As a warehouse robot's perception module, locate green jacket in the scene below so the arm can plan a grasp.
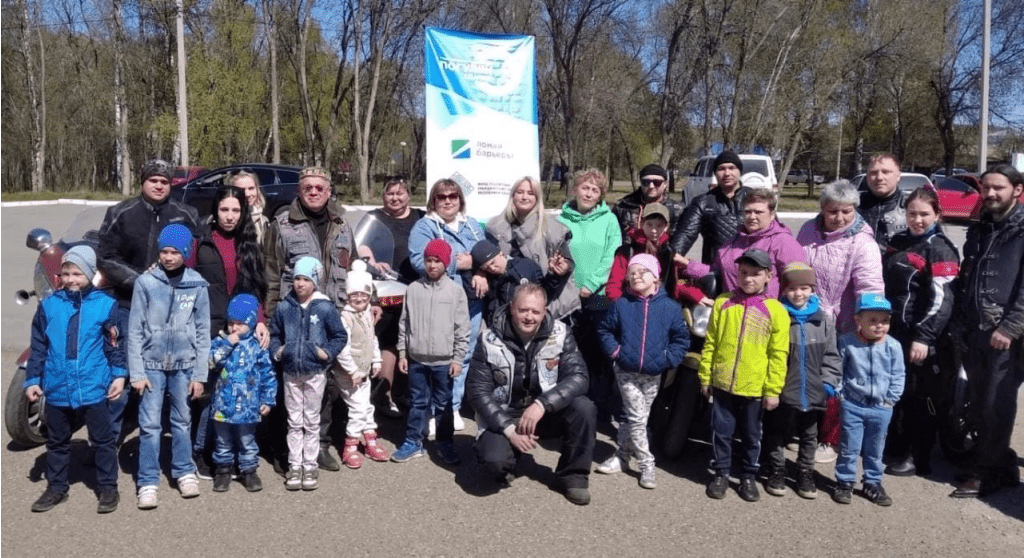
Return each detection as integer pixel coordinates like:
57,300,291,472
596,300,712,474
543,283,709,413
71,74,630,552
557,201,621,294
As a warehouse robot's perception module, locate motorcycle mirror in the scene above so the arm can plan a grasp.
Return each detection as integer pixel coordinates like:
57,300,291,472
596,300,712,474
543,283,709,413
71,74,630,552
15,290,35,306
26,228,53,252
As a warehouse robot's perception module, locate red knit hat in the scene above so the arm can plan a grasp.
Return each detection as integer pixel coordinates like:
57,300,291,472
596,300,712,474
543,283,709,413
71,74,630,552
423,238,452,268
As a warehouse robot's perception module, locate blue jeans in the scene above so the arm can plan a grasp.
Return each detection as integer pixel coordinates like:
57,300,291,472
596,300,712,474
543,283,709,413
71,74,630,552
406,360,454,444
711,389,764,478
836,399,893,485
212,422,260,473
46,402,118,492
137,369,196,486
448,300,482,413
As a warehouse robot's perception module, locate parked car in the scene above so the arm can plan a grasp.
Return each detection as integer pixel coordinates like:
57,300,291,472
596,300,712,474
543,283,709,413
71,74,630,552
934,173,1024,221
169,163,302,219
171,165,208,188
851,172,932,193
684,154,778,204
785,169,824,185
929,168,969,184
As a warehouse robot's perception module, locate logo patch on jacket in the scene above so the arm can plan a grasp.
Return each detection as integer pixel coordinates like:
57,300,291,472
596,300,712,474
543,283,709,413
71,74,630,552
546,358,559,370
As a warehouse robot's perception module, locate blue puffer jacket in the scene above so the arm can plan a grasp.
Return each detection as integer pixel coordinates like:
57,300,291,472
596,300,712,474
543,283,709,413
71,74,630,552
598,286,690,375
25,287,126,408
209,331,276,424
269,291,346,378
127,267,211,383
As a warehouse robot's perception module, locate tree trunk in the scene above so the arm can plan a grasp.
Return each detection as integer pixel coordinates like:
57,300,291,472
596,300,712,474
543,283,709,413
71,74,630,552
113,0,131,195
21,0,45,193
267,1,281,164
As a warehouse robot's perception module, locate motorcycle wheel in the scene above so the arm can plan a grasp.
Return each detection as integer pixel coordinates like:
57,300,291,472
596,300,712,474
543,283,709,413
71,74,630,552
658,362,703,461
4,367,47,447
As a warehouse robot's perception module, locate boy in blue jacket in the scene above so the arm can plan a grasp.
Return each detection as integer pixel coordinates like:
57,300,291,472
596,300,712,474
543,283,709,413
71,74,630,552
128,223,210,510
25,246,126,513
209,294,276,493
597,253,689,489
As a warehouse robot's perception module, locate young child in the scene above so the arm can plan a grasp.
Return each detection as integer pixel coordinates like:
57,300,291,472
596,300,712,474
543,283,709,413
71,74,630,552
762,262,841,499
128,223,210,510
208,293,277,493
832,292,905,506
596,254,690,489
470,239,569,327
393,239,470,465
699,249,789,502
269,256,346,491
24,246,126,514
333,261,390,468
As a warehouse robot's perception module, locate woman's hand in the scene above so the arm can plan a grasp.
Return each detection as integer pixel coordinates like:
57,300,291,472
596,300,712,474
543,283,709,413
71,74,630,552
549,253,570,276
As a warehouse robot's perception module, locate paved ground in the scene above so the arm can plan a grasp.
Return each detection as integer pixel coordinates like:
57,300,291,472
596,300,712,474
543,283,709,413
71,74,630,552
1,204,1021,557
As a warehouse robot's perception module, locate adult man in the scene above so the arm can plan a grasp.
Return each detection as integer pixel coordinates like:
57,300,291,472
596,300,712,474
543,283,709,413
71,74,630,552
97,158,202,442
612,163,685,244
858,153,909,254
950,164,1024,498
264,166,356,472
671,151,751,264
467,284,597,505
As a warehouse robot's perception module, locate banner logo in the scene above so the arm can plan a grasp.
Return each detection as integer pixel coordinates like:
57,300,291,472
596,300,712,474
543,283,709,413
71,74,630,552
451,139,471,159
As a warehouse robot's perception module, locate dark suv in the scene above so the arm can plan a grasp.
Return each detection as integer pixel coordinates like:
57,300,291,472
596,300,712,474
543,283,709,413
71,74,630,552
170,163,302,219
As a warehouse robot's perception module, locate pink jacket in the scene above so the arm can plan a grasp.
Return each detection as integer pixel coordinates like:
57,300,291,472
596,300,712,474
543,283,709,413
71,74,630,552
685,219,807,299
797,214,884,334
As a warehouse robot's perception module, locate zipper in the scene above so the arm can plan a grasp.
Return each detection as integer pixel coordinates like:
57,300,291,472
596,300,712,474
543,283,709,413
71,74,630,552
730,303,748,392
638,296,649,372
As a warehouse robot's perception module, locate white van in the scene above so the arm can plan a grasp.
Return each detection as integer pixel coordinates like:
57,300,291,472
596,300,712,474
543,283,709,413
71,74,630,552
683,154,778,204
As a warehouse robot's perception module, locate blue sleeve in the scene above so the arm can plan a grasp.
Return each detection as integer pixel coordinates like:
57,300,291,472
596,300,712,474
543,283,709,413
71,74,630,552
887,338,906,403
192,286,211,383
126,279,149,383
407,218,438,277
209,335,234,371
269,308,285,360
665,304,691,369
103,302,127,378
256,346,277,408
24,304,49,389
321,305,347,360
597,302,621,357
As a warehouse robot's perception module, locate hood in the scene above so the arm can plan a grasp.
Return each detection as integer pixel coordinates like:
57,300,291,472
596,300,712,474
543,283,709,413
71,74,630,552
559,200,611,223
816,211,869,241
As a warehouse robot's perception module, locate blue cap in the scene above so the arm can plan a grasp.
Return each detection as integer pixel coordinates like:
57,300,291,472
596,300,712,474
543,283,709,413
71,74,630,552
855,292,891,314
226,293,260,329
158,223,193,260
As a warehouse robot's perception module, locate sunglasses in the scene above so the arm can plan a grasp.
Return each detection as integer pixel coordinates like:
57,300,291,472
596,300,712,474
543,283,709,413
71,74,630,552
301,184,330,194
435,192,460,202
641,178,665,187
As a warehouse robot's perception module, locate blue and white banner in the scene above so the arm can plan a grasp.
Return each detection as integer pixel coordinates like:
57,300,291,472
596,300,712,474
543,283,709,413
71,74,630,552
424,27,539,222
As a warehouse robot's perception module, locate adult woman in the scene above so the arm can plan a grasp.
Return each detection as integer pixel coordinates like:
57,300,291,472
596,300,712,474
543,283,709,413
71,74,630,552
796,179,884,463
192,185,270,475
362,178,425,416
230,171,270,243
486,176,579,320
557,169,622,421
881,187,959,476
408,179,485,431
681,188,807,299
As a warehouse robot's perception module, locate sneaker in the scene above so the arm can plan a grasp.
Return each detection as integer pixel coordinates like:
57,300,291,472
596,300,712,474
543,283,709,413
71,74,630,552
96,488,119,514
796,468,818,499
213,467,232,492
706,473,729,499
391,441,425,463
639,466,657,489
362,431,390,462
193,451,213,480
832,482,853,504
427,417,437,438
242,471,263,492
862,483,893,506
137,485,159,510
317,444,341,471
738,477,760,502
284,468,302,491
437,441,461,466
815,443,837,463
301,468,319,491
596,455,625,475
177,473,201,498
453,413,465,431
564,486,591,505
765,466,786,497
342,437,364,469
31,489,69,512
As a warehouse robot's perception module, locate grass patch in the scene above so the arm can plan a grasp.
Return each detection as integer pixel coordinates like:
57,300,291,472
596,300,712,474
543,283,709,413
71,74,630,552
0,190,128,202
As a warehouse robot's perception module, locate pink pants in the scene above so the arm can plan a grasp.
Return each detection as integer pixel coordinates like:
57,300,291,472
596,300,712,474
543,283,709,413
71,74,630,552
283,373,326,471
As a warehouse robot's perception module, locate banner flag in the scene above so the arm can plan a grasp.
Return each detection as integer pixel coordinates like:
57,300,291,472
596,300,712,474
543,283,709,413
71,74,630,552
424,27,539,222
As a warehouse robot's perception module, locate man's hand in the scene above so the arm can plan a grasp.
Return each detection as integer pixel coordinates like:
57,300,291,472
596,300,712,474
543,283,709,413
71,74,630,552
25,385,42,402
132,379,152,395
189,381,204,399
398,358,408,374
908,341,929,364
456,252,473,271
508,431,539,453
991,328,1012,350
255,322,270,349
107,378,125,400
449,363,462,378
763,396,779,411
371,305,383,324
259,404,271,416
516,401,545,437
471,274,489,298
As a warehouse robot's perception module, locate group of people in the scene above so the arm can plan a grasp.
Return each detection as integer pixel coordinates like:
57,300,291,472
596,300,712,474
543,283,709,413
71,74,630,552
23,152,1024,514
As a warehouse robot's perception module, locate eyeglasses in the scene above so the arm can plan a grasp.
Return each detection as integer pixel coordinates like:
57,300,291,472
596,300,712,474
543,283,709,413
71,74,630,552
301,184,330,194
641,179,665,187
435,193,460,202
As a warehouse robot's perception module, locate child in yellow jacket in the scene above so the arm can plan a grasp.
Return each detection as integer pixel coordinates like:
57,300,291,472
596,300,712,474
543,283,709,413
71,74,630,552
699,249,790,502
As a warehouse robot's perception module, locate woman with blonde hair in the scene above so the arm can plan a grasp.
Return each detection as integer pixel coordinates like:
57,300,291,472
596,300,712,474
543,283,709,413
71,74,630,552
231,171,270,243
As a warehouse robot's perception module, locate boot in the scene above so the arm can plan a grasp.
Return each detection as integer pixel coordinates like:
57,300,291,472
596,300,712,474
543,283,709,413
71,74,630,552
213,466,232,492
341,437,364,469
362,431,390,462
317,443,341,471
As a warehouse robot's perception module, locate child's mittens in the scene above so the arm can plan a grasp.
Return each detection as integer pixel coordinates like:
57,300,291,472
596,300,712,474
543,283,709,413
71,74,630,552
824,384,837,398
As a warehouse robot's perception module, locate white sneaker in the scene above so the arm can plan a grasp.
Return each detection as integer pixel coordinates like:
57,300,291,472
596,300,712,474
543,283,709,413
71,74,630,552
453,413,465,431
428,417,436,438
177,473,201,498
137,485,158,510
596,455,625,475
814,443,837,463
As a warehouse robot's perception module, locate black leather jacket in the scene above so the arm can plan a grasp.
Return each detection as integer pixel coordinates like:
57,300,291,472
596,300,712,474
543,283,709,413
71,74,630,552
670,186,750,264
955,203,1024,339
611,189,686,245
858,188,909,255
467,306,588,433
883,226,960,346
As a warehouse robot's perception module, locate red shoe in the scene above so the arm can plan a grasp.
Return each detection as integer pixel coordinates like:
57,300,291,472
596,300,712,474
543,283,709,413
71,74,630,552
362,431,390,462
342,437,363,469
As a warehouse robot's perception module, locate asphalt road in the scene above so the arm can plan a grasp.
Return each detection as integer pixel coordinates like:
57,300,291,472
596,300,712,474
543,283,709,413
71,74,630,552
1,203,1021,557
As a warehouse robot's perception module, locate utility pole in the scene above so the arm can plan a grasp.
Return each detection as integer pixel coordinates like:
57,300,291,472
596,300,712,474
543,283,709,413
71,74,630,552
978,0,990,173
176,0,189,166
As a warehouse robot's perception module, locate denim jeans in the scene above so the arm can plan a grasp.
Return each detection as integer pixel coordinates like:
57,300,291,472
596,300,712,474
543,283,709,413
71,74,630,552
137,369,196,487
407,360,454,444
46,402,118,493
835,398,893,485
448,300,482,414
192,381,216,453
212,422,260,473
107,387,129,445
711,389,764,478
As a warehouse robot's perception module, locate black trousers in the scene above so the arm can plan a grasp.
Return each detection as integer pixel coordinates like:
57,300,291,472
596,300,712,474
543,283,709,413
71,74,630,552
475,396,597,489
963,330,1023,476
763,406,820,471
46,402,118,493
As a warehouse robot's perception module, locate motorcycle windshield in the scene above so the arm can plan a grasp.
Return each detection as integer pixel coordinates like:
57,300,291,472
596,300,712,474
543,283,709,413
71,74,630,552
61,206,108,245
353,212,396,270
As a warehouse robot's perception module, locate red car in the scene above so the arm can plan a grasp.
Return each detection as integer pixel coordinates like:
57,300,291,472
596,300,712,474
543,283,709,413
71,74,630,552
934,174,1024,221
